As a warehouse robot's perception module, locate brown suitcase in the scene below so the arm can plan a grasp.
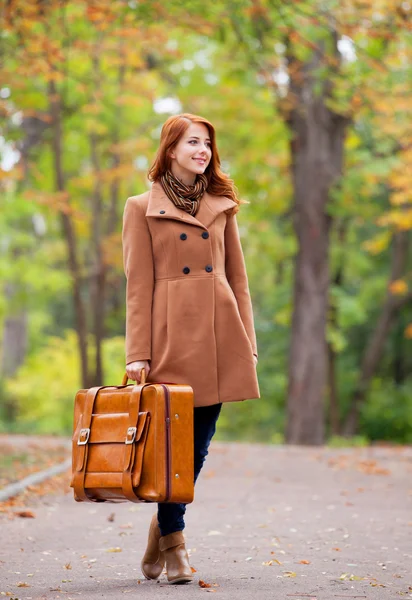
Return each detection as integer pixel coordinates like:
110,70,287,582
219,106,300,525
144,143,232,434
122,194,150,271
70,370,194,504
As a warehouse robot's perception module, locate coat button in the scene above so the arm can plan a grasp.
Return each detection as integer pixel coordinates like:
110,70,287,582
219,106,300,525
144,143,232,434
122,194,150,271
180,233,187,240
201,231,209,239
205,265,213,273
159,210,165,214
183,266,190,274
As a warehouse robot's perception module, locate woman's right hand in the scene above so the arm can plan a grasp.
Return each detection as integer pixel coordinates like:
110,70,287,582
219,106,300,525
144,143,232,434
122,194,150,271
126,360,151,383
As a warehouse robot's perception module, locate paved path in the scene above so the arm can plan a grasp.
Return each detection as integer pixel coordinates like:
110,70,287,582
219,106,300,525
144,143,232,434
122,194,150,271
1,443,411,600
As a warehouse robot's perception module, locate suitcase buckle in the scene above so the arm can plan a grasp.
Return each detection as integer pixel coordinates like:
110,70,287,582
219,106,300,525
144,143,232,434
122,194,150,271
125,426,137,445
77,428,90,445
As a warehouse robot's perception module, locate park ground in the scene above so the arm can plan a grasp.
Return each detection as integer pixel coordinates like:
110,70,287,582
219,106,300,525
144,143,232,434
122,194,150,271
0,436,411,600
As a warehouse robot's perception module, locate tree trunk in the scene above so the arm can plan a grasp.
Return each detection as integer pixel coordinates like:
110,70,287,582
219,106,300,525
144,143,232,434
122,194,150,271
89,131,105,385
285,40,347,445
342,230,410,435
48,79,90,388
328,219,347,435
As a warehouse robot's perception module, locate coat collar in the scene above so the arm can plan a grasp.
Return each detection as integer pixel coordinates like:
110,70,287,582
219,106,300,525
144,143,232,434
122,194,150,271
145,180,237,229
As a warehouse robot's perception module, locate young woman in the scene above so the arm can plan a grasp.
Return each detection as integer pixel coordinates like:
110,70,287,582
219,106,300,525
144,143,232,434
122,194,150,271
122,113,260,584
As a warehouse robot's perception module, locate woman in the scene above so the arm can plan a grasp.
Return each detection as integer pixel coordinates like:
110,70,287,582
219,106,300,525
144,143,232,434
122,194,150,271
122,113,260,584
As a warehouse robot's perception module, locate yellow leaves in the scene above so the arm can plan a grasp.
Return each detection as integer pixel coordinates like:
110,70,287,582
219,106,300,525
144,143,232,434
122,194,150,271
339,572,369,581
106,547,122,553
262,558,282,566
283,571,297,577
362,231,391,255
377,209,412,231
388,279,408,296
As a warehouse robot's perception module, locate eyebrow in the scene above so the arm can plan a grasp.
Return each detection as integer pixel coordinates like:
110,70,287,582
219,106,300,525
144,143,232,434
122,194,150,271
188,136,211,141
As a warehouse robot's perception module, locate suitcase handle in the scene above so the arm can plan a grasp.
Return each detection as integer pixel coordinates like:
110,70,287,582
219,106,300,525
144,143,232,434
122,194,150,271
122,369,146,386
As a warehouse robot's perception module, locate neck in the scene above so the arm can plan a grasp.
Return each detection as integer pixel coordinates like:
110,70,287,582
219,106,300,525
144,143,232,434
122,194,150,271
170,165,196,186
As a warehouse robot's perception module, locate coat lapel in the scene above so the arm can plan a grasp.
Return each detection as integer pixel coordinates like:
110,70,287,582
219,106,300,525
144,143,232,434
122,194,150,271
146,180,237,229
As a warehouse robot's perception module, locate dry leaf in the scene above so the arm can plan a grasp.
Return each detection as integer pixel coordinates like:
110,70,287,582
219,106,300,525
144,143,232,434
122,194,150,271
15,510,35,518
106,547,122,553
283,571,297,578
107,512,115,522
191,567,197,573
199,580,212,588
17,582,30,587
299,560,311,564
64,562,72,570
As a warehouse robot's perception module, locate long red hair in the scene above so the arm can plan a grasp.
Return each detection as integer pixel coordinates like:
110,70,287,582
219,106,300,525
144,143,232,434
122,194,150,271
148,113,242,213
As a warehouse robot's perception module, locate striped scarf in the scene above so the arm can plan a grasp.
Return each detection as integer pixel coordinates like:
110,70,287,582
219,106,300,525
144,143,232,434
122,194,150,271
160,170,208,216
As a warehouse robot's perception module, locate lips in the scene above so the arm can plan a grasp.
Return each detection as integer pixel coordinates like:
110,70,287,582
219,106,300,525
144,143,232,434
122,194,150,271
193,158,206,165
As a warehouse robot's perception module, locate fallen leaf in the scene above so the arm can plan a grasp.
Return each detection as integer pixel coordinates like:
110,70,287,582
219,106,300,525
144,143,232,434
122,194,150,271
64,562,72,570
199,580,212,588
106,547,122,553
107,513,115,522
191,567,197,573
283,571,297,578
17,582,30,587
299,560,311,564
15,510,35,518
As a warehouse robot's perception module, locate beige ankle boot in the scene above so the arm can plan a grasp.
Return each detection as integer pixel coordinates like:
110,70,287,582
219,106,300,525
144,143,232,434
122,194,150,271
141,514,165,580
159,531,193,584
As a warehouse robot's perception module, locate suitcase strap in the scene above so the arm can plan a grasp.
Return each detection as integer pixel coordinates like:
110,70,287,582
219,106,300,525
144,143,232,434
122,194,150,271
73,383,149,503
122,384,150,502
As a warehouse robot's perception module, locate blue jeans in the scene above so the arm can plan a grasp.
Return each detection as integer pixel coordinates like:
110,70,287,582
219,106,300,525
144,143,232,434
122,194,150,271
157,402,222,537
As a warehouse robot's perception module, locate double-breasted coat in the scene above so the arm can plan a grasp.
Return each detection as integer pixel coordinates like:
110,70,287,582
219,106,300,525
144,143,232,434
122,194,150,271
122,180,260,407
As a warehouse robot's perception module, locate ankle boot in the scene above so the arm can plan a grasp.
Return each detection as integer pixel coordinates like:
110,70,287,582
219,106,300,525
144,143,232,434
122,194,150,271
141,513,165,580
159,531,193,584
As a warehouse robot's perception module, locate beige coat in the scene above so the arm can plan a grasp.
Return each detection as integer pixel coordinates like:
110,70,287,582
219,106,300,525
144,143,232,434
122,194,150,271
122,180,260,407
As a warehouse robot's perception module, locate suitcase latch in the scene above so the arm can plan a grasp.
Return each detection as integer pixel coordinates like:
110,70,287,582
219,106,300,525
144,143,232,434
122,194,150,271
125,426,137,445
77,428,90,445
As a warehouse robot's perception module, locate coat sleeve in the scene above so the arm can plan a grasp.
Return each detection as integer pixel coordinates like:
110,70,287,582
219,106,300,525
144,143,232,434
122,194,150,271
122,197,154,364
224,213,258,358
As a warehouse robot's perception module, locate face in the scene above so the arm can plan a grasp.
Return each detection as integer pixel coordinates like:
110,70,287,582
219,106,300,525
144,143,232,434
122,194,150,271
169,122,212,185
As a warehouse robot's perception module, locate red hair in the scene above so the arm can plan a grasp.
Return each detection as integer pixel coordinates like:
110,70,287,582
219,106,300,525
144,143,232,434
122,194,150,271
148,113,243,213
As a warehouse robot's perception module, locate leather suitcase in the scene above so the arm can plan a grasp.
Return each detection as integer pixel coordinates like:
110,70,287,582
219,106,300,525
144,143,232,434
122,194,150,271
70,371,194,504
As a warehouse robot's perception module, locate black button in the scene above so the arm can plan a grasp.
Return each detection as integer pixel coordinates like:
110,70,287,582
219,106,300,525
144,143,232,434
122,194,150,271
205,265,213,273
201,231,209,239
159,210,165,214
180,233,187,240
183,266,190,274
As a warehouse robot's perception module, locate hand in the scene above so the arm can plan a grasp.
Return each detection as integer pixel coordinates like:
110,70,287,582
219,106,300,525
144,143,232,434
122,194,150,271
126,360,151,383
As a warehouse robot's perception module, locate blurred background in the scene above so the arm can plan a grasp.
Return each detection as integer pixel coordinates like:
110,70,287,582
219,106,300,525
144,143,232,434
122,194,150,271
0,0,411,446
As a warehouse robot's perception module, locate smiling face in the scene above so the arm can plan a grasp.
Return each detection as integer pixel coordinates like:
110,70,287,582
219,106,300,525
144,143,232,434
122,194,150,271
169,122,212,186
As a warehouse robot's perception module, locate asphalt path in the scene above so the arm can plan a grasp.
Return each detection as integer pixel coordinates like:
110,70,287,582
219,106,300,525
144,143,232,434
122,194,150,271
0,442,411,600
